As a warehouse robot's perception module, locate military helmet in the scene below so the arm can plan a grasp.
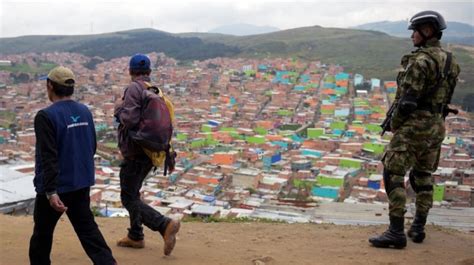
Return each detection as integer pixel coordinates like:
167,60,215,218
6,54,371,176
408,10,447,31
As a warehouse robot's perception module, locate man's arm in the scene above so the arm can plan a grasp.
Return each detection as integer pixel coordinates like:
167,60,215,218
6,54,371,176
35,111,67,212
116,83,143,129
35,111,59,194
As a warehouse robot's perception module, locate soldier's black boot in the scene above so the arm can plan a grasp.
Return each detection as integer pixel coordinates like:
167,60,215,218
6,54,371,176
369,216,407,249
408,214,427,243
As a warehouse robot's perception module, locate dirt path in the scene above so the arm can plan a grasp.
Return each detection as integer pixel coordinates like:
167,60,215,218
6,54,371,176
1,215,473,265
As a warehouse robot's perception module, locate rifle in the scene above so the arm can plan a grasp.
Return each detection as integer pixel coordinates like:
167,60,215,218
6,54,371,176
380,102,397,136
443,106,459,119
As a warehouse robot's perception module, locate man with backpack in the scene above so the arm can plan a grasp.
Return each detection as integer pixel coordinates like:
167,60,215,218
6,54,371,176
114,54,180,256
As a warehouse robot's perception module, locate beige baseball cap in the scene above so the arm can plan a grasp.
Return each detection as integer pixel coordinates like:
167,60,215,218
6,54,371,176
47,66,75,87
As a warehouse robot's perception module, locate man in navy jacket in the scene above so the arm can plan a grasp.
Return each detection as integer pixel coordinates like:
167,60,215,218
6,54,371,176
29,66,116,265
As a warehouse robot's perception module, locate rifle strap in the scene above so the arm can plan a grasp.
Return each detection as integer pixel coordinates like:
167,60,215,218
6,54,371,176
418,51,452,100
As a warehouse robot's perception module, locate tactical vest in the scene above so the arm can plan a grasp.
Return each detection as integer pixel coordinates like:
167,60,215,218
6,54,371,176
396,44,458,114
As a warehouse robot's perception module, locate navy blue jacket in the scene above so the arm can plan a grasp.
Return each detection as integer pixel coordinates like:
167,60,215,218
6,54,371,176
34,100,96,194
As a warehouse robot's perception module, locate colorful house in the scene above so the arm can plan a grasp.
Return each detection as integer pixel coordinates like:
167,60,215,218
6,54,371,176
316,174,344,187
312,186,339,199
354,74,364,86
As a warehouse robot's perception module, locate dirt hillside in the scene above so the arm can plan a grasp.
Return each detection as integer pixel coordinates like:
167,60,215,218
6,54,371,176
1,215,473,265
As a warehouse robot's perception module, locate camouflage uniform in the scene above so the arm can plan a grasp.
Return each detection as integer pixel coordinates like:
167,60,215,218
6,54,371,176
383,38,460,218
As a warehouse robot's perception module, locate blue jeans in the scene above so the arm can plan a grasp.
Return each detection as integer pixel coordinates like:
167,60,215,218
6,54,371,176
119,154,170,240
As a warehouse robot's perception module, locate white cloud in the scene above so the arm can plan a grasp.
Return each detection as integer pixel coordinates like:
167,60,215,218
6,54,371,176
1,0,472,37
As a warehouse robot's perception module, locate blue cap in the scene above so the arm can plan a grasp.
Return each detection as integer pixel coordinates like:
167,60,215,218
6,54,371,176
129,54,151,70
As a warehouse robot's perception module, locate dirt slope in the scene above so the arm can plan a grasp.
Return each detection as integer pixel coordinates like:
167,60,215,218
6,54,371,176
1,215,473,265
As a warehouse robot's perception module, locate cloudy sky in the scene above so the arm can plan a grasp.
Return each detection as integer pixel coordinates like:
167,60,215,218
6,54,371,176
1,0,473,38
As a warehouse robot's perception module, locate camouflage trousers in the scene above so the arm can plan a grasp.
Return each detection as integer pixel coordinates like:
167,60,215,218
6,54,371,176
382,114,445,218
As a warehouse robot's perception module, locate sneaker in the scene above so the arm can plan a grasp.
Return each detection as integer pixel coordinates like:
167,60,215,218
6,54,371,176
117,236,145,249
163,219,180,256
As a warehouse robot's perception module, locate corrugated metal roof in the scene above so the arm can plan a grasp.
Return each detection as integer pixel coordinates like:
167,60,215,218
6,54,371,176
0,165,36,205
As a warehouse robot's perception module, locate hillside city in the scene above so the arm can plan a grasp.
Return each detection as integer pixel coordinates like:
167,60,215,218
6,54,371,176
0,52,473,225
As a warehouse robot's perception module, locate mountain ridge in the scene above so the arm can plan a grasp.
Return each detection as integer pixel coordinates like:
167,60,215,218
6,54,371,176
1,26,473,109
353,20,474,45
208,23,280,36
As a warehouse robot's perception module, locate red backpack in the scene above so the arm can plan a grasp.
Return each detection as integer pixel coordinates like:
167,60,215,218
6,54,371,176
131,80,176,175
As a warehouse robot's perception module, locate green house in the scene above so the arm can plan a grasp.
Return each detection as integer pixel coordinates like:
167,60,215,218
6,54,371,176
433,184,445,202
363,142,386,155
308,128,325,139
247,135,266,144
316,174,344,187
277,109,293,116
321,109,335,115
330,121,346,130
176,133,188,141
201,124,213,132
220,127,237,132
339,158,363,169
254,127,268,135
365,123,383,134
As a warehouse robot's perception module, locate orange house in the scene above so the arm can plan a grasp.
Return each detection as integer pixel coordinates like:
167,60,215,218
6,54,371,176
384,81,397,88
211,152,238,165
212,132,233,144
256,120,274,130
321,104,336,111
197,176,220,185
348,125,365,134
370,113,383,120
321,89,336,95
336,80,348,87
265,134,284,141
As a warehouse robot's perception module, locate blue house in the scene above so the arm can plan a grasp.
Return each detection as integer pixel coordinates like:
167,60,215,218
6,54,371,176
335,72,349,80
312,186,339,199
371,78,381,89
335,108,350,117
272,141,289,150
368,174,382,190
301,149,323,158
354,74,363,86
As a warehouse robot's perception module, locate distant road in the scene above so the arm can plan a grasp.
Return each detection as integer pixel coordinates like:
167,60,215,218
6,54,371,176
261,201,474,232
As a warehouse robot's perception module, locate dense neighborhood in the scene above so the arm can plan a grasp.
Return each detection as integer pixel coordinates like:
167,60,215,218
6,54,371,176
1,52,473,223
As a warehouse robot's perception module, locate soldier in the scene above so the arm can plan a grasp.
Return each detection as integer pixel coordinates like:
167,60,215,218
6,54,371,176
369,11,460,248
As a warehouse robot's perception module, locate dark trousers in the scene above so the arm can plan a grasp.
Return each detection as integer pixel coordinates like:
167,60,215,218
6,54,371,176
29,187,116,265
119,154,170,241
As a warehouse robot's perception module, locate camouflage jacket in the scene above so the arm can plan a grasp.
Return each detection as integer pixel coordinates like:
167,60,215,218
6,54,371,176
391,38,461,131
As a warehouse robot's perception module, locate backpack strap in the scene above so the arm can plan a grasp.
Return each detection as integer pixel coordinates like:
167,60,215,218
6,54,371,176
443,52,454,104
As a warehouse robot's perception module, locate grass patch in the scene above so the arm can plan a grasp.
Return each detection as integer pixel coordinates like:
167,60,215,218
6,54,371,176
0,62,57,74
0,111,16,128
104,142,118,149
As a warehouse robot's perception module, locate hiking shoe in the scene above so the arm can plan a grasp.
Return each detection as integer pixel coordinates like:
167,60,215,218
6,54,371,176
163,219,180,256
117,236,145,249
